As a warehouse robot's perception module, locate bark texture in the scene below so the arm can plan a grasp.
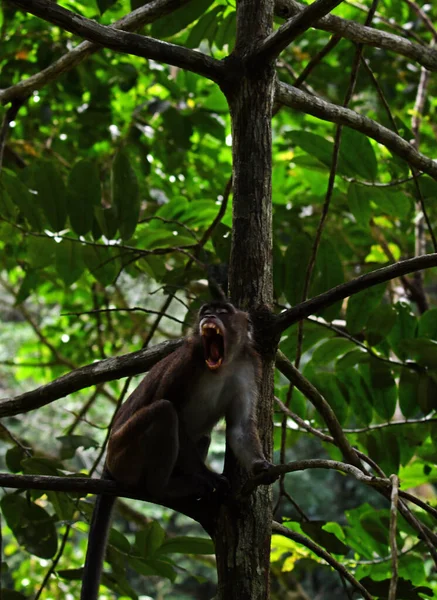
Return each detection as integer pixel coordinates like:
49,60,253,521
214,0,276,597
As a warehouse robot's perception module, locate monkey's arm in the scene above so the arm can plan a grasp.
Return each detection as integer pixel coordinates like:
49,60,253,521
225,375,272,474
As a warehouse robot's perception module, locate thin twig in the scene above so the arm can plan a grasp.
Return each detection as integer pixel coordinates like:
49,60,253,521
62,306,185,325
388,475,399,600
272,521,373,600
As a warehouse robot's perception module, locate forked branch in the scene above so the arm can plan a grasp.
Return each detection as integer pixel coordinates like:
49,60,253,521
254,0,345,63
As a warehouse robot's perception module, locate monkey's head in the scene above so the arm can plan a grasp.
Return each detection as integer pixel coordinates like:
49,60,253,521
198,301,253,371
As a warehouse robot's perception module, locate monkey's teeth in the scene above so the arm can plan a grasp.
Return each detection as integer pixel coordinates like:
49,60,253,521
202,323,222,335
206,358,223,370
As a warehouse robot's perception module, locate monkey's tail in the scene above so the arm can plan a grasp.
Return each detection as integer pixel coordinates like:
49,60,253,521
80,493,116,600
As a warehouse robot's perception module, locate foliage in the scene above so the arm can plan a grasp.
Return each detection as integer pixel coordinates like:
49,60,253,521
1,0,437,598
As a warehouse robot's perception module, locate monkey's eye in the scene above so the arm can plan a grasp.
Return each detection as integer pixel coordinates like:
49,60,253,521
216,307,229,314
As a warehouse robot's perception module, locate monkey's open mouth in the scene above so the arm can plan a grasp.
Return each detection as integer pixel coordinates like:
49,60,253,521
201,322,224,370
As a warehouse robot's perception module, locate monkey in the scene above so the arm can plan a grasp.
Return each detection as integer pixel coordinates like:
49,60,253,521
80,301,272,600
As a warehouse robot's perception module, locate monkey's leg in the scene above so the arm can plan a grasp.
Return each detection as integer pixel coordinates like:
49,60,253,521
107,401,217,499
106,399,179,495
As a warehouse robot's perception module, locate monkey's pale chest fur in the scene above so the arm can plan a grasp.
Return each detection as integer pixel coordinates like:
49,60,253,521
181,361,254,439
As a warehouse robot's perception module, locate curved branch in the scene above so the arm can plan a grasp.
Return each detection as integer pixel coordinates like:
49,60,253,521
254,0,345,63
275,0,437,71
275,351,362,469
272,521,372,600
0,0,192,104
0,339,183,418
275,253,437,333
276,82,437,180
7,0,225,83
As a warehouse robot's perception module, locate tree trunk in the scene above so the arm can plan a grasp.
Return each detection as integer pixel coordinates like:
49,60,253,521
214,0,276,598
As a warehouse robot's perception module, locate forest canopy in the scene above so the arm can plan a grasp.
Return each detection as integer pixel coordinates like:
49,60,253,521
1,0,437,599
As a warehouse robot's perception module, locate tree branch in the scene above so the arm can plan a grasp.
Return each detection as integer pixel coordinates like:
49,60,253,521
272,521,372,600
0,0,192,104
6,0,225,83
0,471,219,534
275,253,437,332
275,0,437,71
276,82,437,180
0,339,183,418
254,0,345,63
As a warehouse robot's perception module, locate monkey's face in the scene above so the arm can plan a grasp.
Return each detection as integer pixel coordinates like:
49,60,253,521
198,302,251,371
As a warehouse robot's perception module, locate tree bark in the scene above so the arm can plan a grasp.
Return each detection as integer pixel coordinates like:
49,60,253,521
214,0,276,598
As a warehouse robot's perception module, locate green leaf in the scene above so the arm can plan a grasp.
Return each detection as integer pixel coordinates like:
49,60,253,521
371,187,411,220
360,511,389,545
55,240,85,285
67,159,101,236
216,10,236,50
202,88,228,112
300,521,349,555
134,521,166,559
16,270,39,304
97,0,117,14
111,149,140,240
310,240,344,320
311,372,348,425
358,576,432,599
336,349,369,370
57,435,99,460
0,176,16,219
403,338,437,369
108,528,131,554
83,244,118,286
339,128,378,181
283,231,312,306
162,108,193,150
311,338,357,365
128,556,177,581
365,430,400,476
1,170,44,230
346,284,386,335
151,0,215,38
418,308,437,340
290,131,333,170
5,446,28,473
158,535,214,555
368,359,397,420
399,367,421,418
94,205,119,240
336,369,373,426
365,304,396,346
186,6,223,48
1,494,58,559
32,160,67,231
348,183,372,228
27,236,56,268
387,301,417,360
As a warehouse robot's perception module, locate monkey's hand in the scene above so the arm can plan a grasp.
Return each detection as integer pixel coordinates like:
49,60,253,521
193,470,230,498
251,459,278,484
